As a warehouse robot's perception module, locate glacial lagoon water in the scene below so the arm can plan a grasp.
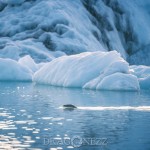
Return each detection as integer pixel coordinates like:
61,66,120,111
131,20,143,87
0,82,150,150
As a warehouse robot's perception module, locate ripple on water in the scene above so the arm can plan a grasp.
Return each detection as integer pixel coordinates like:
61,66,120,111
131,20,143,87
1,83,150,150
52,118,64,121
41,117,53,120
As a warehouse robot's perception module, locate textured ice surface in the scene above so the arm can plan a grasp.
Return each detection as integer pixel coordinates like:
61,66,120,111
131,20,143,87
0,58,32,81
34,51,139,91
0,0,150,64
0,0,150,90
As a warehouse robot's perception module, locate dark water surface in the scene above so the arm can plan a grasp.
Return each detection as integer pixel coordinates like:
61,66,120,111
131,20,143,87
0,82,150,150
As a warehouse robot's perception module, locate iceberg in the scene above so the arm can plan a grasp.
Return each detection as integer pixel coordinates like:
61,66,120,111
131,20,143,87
130,65,150,89
0,58,32,81
1,0,150,64
33,51,140,91
95,73,139,91
18,55,38,73
0,39,63,63
0,0,150,90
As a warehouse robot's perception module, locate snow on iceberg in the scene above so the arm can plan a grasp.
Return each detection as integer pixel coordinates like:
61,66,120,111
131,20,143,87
0,58,32,81
33,51,140,91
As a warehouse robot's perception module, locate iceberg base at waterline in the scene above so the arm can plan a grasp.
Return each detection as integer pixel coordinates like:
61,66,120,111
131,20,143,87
1,50,150,91
33,51,140,91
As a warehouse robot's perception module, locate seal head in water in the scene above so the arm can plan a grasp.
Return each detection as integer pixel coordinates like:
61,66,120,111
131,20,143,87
63,104,77,109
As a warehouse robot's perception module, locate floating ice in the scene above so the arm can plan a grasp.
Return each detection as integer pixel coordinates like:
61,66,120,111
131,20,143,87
0,58,32,81
130,65,150,89
34,51,139,91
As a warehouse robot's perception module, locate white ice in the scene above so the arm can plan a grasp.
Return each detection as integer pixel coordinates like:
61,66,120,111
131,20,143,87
33,51,140,91
0,58,32,81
